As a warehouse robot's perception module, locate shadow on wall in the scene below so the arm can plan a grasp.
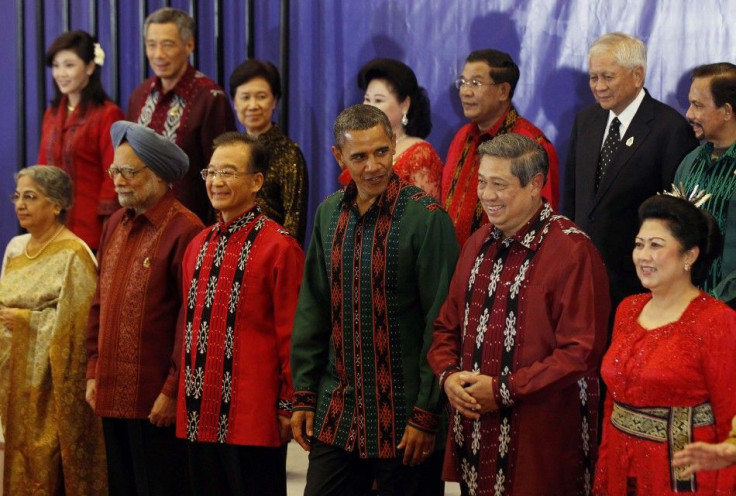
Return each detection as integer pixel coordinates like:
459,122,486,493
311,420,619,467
665,68,695,115
540,66,594,173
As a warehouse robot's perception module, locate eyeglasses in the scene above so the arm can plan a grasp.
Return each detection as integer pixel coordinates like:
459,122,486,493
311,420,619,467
108,165,148,180
200,169,253,181
9,192,45,204
454,78,498,90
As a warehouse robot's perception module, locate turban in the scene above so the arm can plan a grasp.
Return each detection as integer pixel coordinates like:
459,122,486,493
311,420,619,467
110,121,189,182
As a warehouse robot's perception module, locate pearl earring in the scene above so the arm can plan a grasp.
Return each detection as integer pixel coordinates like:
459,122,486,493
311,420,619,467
401,112,408,127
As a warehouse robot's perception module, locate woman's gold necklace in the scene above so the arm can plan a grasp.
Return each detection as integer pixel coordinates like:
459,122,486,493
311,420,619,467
24,225,64,260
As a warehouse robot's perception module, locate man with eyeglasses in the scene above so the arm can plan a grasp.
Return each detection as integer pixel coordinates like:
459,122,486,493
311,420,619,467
127,7,235,225
176,132,304,495
442,49,559,246
86,121,203,496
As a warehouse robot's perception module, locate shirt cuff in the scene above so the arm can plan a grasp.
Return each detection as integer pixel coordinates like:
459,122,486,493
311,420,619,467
86,358,98,379
277,397,293,417
293,390,317,411
495,374,515,407
161,373,178,398
439,365,461,389
407,406,440,434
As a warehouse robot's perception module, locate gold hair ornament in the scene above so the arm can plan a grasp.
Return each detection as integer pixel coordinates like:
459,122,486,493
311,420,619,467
661,182,712,208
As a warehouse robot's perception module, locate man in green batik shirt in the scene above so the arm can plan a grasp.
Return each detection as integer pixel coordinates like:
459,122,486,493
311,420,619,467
290,104,458,496
675,63,736,307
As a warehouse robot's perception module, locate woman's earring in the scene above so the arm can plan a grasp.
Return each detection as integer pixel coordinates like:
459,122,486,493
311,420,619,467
401,112,408,127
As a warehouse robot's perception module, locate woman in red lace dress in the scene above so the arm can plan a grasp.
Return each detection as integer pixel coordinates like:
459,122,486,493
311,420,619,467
338,58,443,199
38,31,123,250
595,194,736,495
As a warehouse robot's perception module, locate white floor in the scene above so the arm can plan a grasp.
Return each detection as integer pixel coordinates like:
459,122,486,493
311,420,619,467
286,441,462,495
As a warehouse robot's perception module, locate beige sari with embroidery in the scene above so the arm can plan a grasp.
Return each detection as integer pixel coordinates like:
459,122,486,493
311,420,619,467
0,235,107,495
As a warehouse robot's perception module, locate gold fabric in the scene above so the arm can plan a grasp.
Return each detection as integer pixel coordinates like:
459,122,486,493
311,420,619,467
0,237,107,495
611,401,714,491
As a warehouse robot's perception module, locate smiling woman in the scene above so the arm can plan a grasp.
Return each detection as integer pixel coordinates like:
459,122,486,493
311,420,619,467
228,60,309,243
37,31,124,251
595,194,736,494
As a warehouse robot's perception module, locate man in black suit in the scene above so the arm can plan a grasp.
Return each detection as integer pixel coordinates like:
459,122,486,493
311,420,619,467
563,32,698,313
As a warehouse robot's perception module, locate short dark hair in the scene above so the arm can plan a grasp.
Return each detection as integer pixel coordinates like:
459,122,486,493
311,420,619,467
333,104,393,150
144,7,195,42
15,165,73,223
692,63,736,110
212,132,269,177
357,58,432,138
638,195,723,286
477,134,548,186
45,30,110,113
229,59,281,101
466,49,520,99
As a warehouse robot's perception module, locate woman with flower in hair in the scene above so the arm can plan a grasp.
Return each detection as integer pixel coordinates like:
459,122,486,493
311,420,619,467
38,30,123,251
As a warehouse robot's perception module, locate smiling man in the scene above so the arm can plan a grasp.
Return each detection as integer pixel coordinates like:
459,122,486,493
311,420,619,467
177,132,304,495
674,63,736,307
290,105,458,496
127,7,235,225
563,32,697,313
429,133,610,496
442,49,560,247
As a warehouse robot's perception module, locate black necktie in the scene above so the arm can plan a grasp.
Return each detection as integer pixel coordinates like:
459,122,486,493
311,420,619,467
596,117,621,191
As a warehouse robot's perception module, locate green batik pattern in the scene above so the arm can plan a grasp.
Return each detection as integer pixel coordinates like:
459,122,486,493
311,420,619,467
680,144,736,292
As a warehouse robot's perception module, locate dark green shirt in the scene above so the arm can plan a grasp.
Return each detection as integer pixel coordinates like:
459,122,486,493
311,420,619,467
675,141,736,303
291,174,458,458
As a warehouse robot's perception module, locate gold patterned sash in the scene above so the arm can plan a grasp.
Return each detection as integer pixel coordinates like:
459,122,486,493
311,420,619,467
611,401,714,492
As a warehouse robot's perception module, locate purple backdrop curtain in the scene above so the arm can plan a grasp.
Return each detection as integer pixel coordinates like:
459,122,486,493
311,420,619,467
2,0,735,250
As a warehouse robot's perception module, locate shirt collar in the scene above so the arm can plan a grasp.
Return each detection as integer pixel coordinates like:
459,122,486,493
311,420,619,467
606,88,645,138
216,204,261,234
152,64,196,96
488,201,552,251
122,190,176,228
341,172,401,216
472,104,515,140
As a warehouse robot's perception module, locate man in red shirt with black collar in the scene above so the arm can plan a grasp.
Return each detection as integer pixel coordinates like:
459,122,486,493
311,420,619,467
442,49,560,247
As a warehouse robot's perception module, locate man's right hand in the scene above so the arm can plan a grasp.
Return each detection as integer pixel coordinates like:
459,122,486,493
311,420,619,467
444,371,481,419
291,410,315,451
85,379,96,410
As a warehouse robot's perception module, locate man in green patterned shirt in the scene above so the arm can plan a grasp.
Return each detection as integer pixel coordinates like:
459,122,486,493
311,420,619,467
675,63,736,307
290,104,458,495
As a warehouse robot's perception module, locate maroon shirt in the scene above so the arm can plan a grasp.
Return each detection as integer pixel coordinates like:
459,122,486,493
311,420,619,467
86,191,203,418
126,65,236,224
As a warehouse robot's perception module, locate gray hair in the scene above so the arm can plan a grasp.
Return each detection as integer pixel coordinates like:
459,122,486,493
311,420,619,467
15,165,73,223
589,32,647,75
144,7,195,42
333,104,393,149
478,134,548,186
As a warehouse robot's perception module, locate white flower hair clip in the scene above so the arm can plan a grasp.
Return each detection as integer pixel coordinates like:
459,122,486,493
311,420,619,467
661,182,712,208
93,42,105,66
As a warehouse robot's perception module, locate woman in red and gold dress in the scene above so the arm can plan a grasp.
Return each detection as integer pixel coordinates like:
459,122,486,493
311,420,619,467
38,31,123,251
338,58,443,200
595,194,736,495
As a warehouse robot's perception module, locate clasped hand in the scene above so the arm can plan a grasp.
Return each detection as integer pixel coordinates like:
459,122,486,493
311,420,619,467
443,371,498,419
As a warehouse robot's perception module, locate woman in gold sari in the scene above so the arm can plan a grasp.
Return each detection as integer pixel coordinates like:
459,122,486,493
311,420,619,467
0,165,106,495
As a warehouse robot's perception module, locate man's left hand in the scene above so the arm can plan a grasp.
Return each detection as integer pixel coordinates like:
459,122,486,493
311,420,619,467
457,372,498,414
397,425,435,466
148,393,176,427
